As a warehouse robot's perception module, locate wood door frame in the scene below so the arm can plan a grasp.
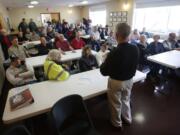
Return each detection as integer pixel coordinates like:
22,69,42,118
40,12,61,24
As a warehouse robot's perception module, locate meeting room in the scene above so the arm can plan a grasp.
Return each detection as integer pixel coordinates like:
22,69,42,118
0,0,180,134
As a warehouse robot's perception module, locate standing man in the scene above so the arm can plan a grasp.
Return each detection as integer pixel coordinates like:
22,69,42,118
100,23,139,129
29,18,38,32
18,18,28,37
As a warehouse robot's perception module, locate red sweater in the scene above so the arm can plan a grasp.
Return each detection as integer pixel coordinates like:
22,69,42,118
55,40,71,51
71,38,85,49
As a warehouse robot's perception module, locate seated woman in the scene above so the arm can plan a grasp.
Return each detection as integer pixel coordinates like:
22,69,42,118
129,29,140,45
96,44,110,66
71,31,85,49
55,33,74,52
44,49,70,81
79,46,98,72
106,31,117,49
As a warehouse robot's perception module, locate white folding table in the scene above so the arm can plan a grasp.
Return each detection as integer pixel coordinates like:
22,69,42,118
3,69,146,124
147,50,180,94
147,50,180,69
26,49,97,68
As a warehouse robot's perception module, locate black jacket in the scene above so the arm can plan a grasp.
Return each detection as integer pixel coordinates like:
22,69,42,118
79,55,98,72
100,43,139,81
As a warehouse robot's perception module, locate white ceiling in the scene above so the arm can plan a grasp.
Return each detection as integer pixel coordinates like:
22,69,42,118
135,0,180,4
0,0,110,8
135,0,180,8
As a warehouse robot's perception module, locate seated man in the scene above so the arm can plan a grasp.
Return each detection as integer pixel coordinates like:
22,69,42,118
35,37,52,56
79,46,98,72
147,35,165,55
8,36,28,60
163,33,180,51
96,44,110,66
65,26,75,42
88,34,100,52
71,31,85,49
55,34,74,52
25,28,32,41
30,31,40,41
147,35,166,80
47,26,55,39
100,28,106,40
6,55,36,86
137,35,149,67
44,49,69,81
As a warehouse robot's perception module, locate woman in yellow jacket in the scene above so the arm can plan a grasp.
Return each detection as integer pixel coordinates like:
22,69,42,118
44,49,69,81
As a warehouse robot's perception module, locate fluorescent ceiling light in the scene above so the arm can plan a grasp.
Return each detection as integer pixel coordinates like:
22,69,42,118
68,4,74,8
30,1,39,5
28,5,34,8
81,0,88,4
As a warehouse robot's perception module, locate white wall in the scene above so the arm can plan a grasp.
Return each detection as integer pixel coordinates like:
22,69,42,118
8,6,82,30
81,0,135,29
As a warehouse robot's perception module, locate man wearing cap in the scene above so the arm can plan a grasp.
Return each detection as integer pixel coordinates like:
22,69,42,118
6,55,36,86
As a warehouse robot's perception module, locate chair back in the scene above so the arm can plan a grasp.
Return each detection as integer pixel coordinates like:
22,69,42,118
51,94,94,135
3,125,31,135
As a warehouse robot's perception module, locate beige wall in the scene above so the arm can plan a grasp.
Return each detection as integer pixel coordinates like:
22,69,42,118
0,44,5,96
0,2,11,30
9,6,82,30
81,0,135,30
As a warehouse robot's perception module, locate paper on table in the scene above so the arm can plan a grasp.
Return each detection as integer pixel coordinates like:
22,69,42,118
12,85,31,95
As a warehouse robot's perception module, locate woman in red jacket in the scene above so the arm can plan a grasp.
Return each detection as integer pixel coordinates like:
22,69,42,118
71,31,85,49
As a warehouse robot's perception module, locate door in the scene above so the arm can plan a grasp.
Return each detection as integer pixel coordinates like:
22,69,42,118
51,13,60,22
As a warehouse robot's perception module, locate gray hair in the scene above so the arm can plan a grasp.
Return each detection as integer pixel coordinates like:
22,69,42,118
115,23,131,39
46,49,61,62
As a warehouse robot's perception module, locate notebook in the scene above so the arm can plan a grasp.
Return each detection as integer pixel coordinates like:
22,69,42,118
9,89,34,111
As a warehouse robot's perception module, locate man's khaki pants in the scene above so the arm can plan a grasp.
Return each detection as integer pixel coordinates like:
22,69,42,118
107,77,133,127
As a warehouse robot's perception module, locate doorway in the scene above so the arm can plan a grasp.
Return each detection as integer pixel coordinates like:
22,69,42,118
41,13,60,26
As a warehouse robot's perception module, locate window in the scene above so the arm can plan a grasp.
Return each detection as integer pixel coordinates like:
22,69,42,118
133,5,180,34
89,6,106,27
